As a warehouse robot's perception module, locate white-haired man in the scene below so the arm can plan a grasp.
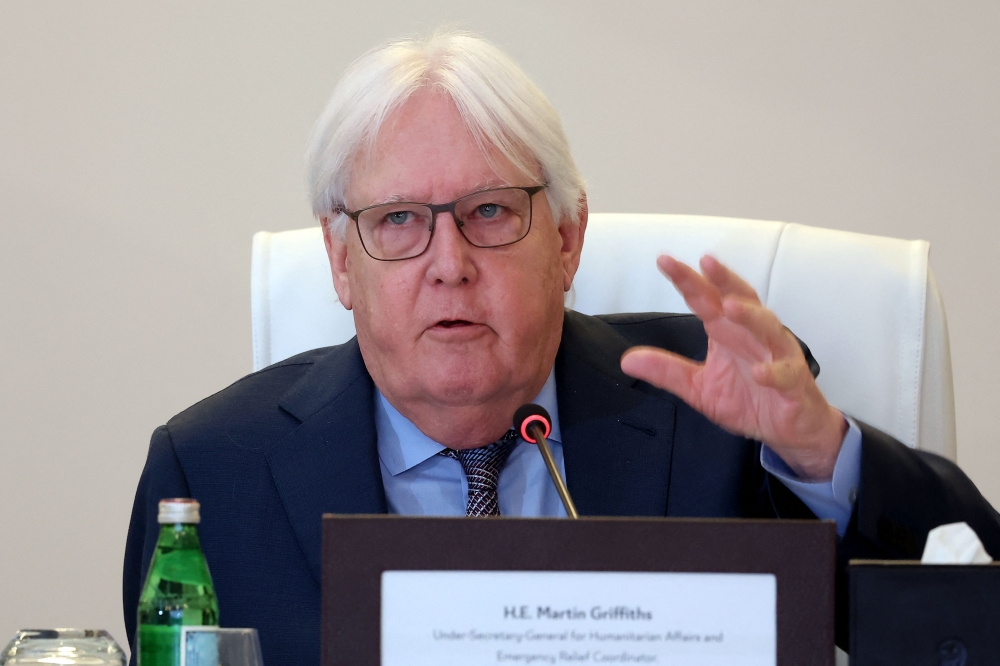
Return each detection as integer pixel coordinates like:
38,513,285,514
125,31,1000,664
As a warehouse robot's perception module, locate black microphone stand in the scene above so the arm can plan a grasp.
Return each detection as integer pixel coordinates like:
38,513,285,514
525,421,579,520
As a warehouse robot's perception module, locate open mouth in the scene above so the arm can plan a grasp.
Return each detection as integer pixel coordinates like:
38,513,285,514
436,319,475,328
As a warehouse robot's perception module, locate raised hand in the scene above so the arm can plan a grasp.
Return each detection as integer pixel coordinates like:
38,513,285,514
620,255,847,481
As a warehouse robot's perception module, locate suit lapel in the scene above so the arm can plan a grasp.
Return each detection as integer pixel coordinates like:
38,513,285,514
264,339,387,583
557,311,678,517
261,311,680,579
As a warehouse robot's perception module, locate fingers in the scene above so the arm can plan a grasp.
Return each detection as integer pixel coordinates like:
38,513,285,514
657,254,797,360
722,297,800,358
658,254,759,303
699,255,760,301
656,255,723,322
752,359,805,391
620,346,702,407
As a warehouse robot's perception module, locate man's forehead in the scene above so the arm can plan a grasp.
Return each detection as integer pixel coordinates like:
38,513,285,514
359,179,519,207
347,156,512,208
346,89,540,208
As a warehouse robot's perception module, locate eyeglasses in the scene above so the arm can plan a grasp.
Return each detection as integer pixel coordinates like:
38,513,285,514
338,184,547,261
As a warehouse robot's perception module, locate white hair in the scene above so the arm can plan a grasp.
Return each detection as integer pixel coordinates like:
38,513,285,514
306,30,586,237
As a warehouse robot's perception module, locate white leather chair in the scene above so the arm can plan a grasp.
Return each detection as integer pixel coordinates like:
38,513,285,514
251,213,956,460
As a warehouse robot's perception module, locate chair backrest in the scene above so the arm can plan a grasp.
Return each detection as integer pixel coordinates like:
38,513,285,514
251,214,956,460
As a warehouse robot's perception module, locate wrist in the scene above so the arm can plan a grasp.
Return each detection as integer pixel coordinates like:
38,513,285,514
787,407,848,482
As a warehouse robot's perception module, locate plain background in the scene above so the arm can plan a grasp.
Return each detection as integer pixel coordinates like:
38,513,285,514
1,1,997,657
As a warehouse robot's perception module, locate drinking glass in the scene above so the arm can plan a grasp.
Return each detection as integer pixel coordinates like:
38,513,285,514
1,629,126,666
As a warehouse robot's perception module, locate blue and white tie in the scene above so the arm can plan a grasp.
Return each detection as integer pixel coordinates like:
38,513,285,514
441,430,519,516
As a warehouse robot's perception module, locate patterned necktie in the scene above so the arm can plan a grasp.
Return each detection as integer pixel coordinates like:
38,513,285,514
441,430,519,516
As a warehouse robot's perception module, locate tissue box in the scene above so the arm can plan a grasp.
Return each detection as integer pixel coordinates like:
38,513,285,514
850,560,1000,664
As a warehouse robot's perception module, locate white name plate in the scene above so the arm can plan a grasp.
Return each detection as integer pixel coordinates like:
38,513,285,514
382,570,776,666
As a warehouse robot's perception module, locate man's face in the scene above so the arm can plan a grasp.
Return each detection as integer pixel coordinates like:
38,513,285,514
323,91,586,444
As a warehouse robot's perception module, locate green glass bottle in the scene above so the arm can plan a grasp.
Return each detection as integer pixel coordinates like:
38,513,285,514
137,498,219,666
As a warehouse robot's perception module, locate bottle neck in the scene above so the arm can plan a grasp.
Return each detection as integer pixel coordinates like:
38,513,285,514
156,522,203,549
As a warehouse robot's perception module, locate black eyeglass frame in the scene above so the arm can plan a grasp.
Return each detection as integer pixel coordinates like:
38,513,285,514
336,184,548,262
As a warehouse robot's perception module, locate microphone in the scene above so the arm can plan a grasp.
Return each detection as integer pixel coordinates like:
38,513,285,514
514,404,579,519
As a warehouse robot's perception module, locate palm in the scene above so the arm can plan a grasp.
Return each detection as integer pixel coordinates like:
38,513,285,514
620,255,845,481
688,322,800,443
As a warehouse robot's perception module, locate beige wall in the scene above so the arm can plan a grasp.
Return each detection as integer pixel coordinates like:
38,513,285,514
1,0,997,653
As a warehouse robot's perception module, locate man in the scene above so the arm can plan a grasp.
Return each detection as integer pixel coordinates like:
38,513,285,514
124,31,1000,664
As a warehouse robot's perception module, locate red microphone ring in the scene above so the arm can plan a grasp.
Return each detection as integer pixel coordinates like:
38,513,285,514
520,415,552,443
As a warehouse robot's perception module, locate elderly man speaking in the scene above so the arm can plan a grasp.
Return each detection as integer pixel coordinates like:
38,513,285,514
124,31,999,664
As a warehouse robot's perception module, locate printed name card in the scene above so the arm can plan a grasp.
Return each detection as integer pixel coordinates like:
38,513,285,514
381,570,776,665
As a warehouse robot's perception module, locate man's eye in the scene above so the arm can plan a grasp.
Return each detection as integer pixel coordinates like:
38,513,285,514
384,211,412,226
476,203,502,219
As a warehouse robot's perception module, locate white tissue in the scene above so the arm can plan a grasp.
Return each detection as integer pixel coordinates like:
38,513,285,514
920,522,993,564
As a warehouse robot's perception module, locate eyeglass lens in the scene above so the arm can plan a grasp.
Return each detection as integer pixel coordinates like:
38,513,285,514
356,188,533,260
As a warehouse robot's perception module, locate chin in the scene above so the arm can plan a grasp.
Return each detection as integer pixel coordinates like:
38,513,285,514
420,361,508,407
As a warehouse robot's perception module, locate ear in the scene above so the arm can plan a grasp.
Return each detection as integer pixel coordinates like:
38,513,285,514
322,218,353,310
558,194,589,292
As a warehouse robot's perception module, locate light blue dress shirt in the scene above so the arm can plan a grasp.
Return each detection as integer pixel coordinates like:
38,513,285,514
376,368,861,535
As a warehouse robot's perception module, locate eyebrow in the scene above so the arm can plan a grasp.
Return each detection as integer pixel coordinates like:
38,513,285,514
367,193,412,206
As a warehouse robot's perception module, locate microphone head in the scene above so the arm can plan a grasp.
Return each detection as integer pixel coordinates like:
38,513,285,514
514,403,552,443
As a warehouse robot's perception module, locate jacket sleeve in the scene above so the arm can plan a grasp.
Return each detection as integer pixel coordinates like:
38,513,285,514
122,426,192,658
764,420,1000,647
850,421,1000,557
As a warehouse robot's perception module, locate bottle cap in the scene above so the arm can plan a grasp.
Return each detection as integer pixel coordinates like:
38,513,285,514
157,498,201,524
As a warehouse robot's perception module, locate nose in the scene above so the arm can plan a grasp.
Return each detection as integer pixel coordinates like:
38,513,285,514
424,212,478,286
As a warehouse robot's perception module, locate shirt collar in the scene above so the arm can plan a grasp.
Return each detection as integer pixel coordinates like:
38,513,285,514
375,366,562,477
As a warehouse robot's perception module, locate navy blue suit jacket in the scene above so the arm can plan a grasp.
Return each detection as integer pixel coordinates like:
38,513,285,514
124,311,1000,663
